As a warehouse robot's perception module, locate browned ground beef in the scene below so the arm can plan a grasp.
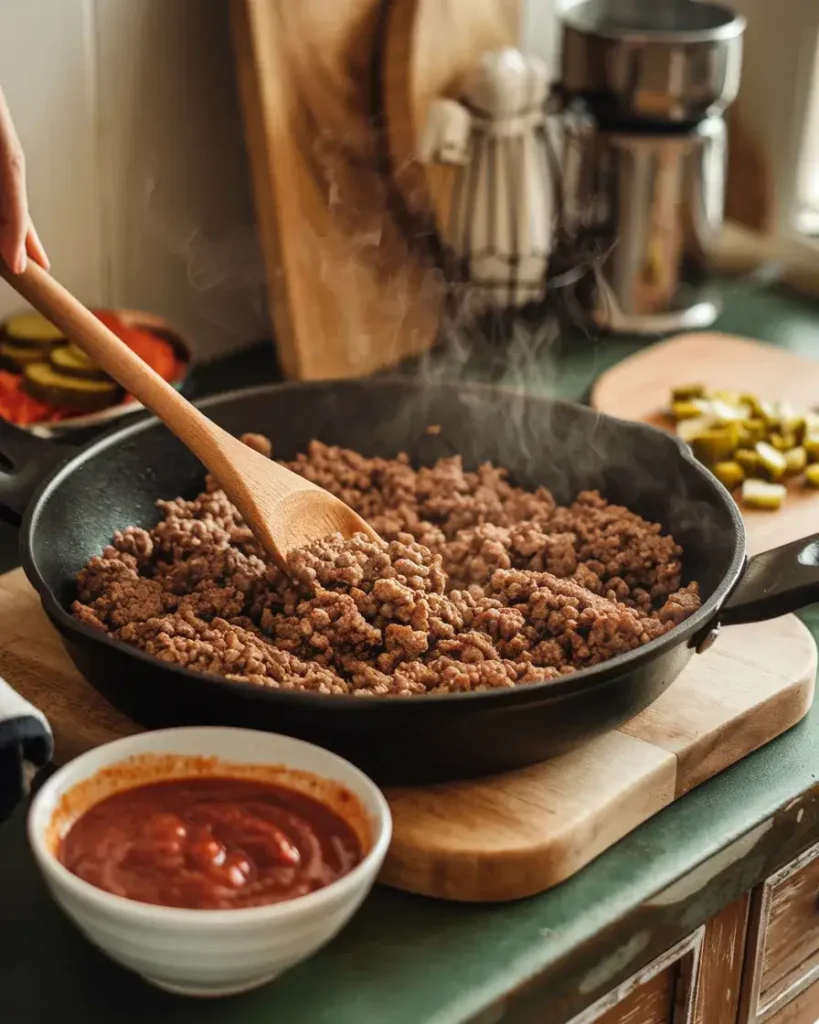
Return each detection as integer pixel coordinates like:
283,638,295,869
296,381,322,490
71,435,701,696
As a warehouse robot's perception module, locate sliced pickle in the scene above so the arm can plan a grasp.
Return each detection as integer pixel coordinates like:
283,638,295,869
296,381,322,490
671,384,706,401
713,461,744,490
755,441,787,481
23,362,119,413
742,479,786,510
690,424,740,465
785,447,807,475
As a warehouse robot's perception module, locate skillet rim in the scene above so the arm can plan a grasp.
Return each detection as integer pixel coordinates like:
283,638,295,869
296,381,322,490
20,378,747,712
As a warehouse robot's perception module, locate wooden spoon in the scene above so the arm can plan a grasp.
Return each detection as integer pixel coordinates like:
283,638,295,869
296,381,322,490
0,262,379,569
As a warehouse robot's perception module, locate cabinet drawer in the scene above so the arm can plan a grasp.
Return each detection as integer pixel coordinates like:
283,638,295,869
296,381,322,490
592,969,675,1024
765,978,819,1024
570,929,702,1024
743,839,819,1022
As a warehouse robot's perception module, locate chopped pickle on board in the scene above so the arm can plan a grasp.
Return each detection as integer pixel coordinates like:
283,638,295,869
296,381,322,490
671,384,706,401
713,461,744,490
667,385,819,513
785,447,808,474
735,448,761,475
672,400,707,421
741,479,786,510
804,437,819,463
755,441,787,481
691,425,740,465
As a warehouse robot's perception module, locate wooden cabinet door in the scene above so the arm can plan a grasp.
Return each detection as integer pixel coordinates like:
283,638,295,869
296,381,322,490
569,930,703,1024
568,897,749,1024
742,839,819,1022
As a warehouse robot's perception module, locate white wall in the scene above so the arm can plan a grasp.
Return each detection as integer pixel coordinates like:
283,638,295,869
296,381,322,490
0,0,267,362
726,0,819,235
0,0,557,363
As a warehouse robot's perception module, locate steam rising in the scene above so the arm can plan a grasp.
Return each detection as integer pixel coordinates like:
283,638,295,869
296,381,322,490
139,175,269,341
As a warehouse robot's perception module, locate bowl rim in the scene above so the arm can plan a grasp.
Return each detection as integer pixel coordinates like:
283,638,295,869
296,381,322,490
27,726,392,926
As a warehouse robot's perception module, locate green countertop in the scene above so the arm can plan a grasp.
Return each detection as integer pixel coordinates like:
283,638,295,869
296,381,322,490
3,281,819,1024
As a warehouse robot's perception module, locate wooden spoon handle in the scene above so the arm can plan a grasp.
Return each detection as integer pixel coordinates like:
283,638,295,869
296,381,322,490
0,261,228,465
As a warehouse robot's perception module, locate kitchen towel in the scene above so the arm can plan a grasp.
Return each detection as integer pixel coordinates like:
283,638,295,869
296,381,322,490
0,678,53,822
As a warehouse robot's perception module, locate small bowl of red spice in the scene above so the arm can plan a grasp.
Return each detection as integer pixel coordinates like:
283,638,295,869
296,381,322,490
28,728,391,998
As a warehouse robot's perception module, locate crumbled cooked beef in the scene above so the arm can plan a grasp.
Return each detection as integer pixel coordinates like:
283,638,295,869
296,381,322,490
72,434,701,696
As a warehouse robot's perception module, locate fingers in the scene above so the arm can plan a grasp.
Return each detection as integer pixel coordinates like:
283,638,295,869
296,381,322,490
0,89,28,273
26,222,49,271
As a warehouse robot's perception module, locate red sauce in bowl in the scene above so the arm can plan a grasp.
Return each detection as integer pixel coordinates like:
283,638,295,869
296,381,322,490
58,776,363,910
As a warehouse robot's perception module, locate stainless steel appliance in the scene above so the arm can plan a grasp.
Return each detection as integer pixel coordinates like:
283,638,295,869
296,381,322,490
555,0,745,333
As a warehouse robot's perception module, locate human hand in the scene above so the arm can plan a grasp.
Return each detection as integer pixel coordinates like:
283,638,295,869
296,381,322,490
0,88,48,274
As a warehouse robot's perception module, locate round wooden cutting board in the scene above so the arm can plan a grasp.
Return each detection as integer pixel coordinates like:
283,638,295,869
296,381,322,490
591,332,819,555
381,0,519,243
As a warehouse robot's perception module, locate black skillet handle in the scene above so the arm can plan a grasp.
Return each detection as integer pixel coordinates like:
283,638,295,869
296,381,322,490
0,417,67,524
719,534,819,626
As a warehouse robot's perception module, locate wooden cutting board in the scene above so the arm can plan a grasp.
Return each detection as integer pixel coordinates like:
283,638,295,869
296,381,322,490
591,332,819,556
230,0,444,381
2,567,815,902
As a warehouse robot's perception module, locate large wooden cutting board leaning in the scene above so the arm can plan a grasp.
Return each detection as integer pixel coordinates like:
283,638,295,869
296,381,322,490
3,567,815,902
592,332,819,555
230,0,445,380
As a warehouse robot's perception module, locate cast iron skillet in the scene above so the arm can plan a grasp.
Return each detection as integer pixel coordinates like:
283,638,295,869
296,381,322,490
0,380,816,784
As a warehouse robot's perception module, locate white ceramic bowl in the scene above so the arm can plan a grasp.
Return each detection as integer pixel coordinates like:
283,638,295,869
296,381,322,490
28,727,391,998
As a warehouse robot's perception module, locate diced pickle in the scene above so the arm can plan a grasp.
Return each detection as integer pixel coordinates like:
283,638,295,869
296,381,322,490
665,386,819,511
672,400,707,421
757,400,779,427
676,415,717,444
691,425,740,465
742,479,786,510
735,448,761,475
711,389,741,405
740,393,764,418
713,461,744,490
709,399,749,424
739,418,766,446
755,441,787,481
770,433,796,452
671,384,706,401
775,401,804,438
804,437,819,463
791,417,807,444
784,447,808,475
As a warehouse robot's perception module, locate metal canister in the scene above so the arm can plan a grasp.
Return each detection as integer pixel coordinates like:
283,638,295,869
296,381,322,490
560,109,727,333
553,0,744,333
558,0,746,125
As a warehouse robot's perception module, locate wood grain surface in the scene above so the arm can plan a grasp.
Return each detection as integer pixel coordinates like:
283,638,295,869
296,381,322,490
761,853,819,1015
2,568,815,903
573,929,703,1024
741,839,819,1022
231,0,444,381
591,332,819,555
592,968,675,1024
694,896,750,1024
